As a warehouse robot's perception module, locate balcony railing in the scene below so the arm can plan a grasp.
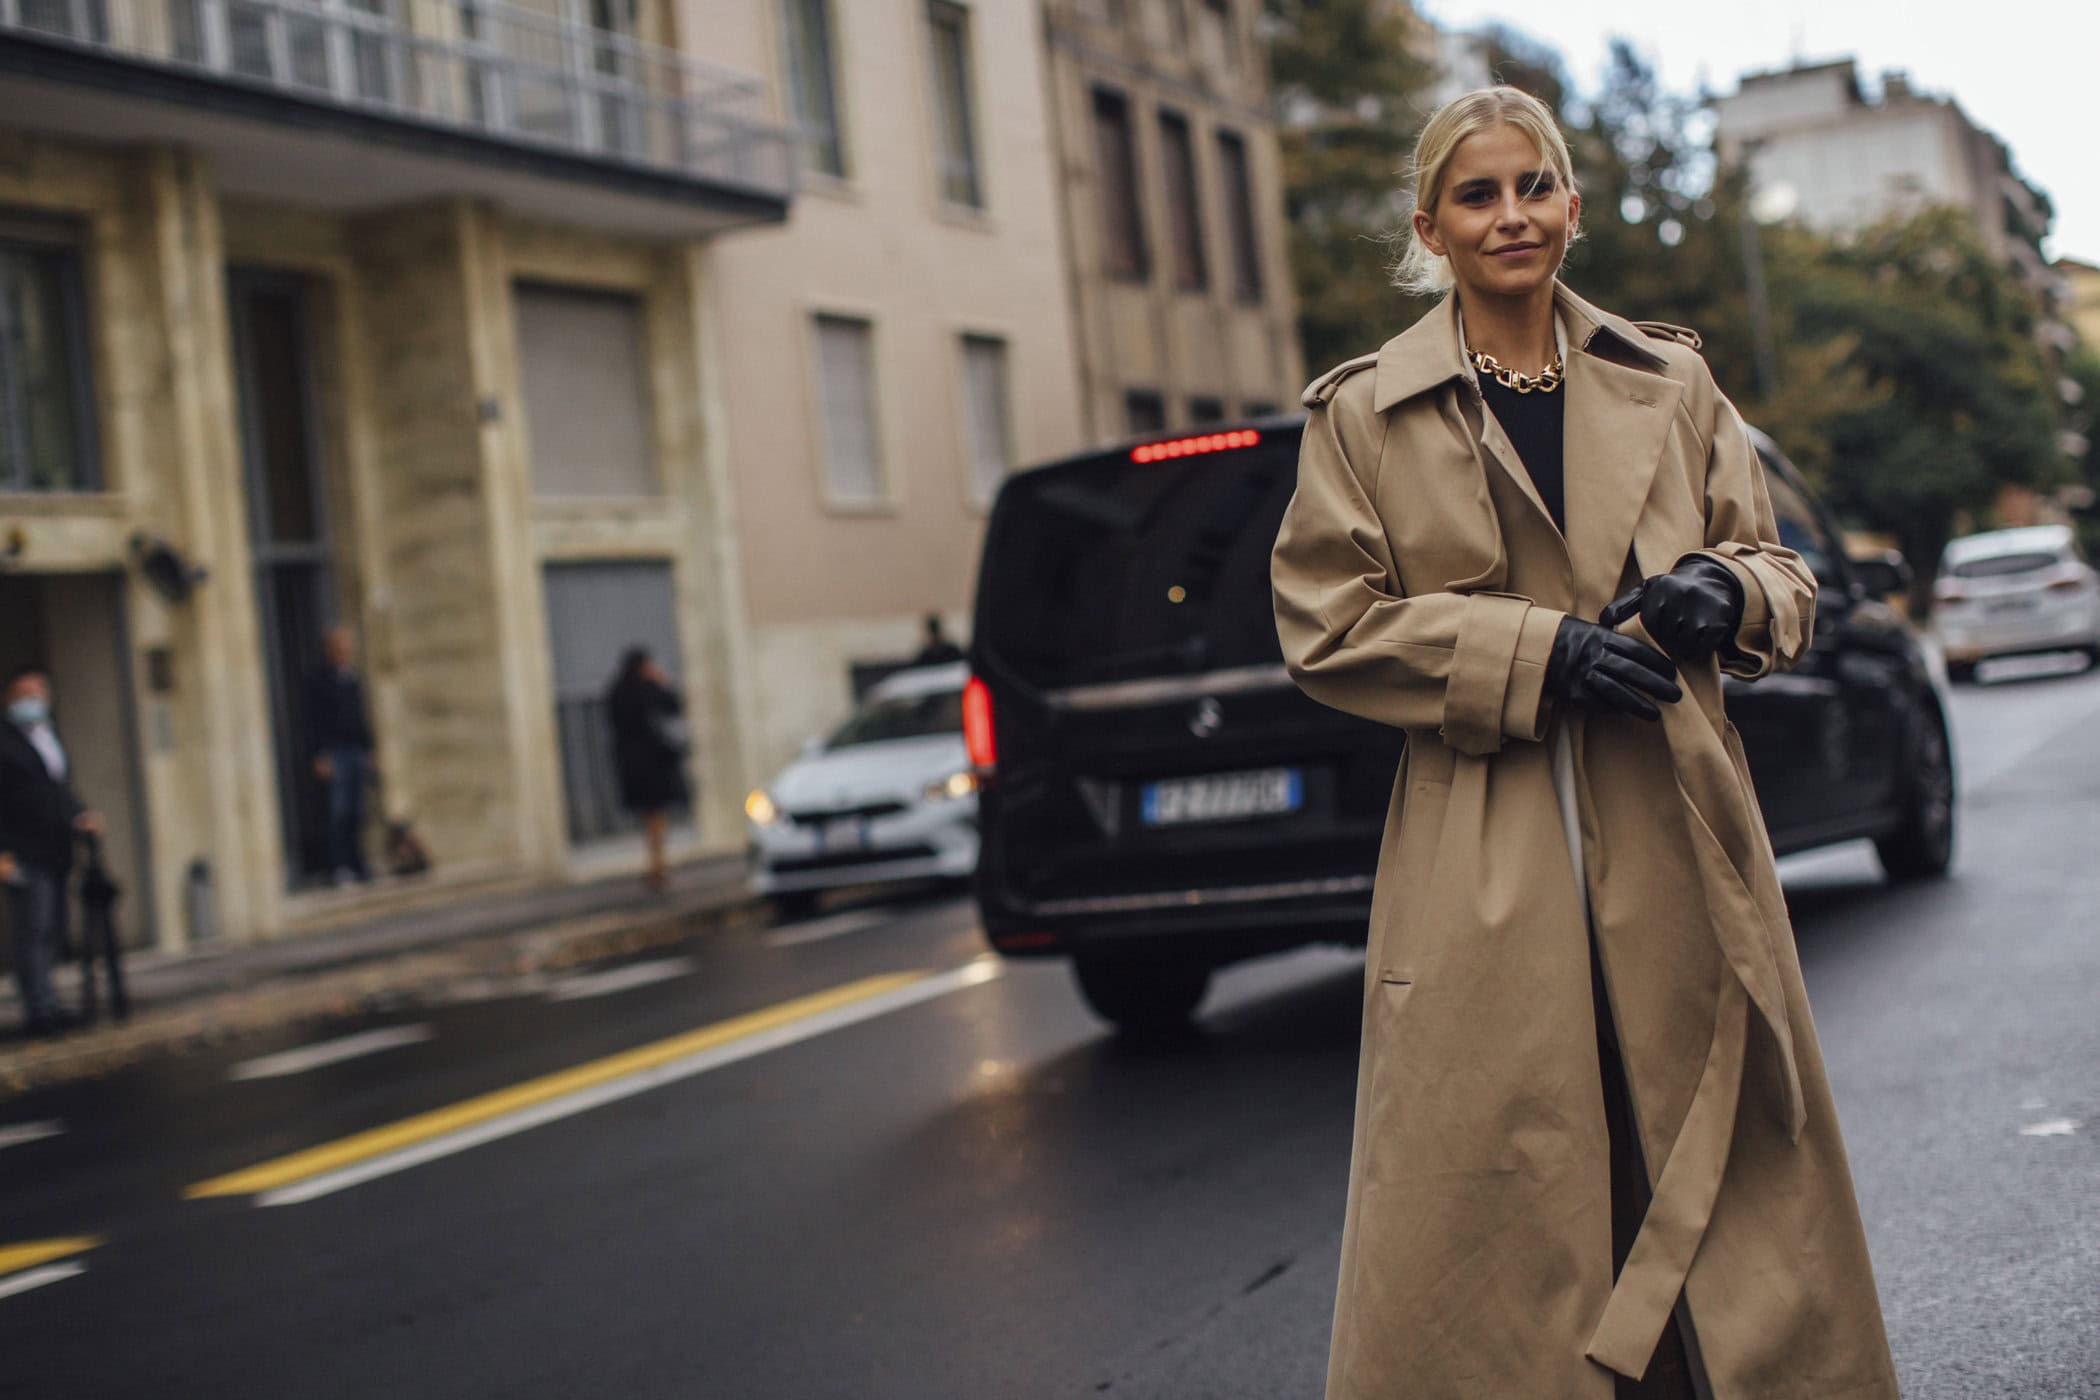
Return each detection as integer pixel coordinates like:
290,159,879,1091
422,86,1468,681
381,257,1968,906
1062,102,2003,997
1,0,796,198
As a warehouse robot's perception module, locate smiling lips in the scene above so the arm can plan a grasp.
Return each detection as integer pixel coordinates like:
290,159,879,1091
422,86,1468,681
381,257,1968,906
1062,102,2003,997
1489,242,1543,257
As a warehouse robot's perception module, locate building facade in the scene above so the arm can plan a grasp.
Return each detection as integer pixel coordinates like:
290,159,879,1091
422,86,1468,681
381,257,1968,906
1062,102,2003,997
0,0,796,948
1713,60,2059,306
1040,0,1301,444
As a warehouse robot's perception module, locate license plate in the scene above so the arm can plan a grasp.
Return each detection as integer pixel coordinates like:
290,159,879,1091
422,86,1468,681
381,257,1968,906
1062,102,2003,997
1142,768,1303,826
1986,595,2037,613
819,817,866,852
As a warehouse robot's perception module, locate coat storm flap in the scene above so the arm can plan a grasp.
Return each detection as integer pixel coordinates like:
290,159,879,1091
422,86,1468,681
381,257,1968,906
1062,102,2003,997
1271,284,1898,1400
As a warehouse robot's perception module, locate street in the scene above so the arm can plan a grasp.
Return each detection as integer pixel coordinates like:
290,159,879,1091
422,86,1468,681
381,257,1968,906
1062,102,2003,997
2,663,2096,1399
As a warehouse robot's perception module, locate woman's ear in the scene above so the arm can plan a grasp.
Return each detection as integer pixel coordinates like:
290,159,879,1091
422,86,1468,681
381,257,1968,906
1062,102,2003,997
1413,206,1445,258
1565,190,1582,242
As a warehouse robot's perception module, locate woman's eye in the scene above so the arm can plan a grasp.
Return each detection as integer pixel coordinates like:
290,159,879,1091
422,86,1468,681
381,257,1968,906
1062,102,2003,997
1524,178,1555,198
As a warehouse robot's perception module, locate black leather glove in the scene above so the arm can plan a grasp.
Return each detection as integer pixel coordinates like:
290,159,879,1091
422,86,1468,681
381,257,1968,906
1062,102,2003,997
1600,558,1745,663
1545,617,1683,722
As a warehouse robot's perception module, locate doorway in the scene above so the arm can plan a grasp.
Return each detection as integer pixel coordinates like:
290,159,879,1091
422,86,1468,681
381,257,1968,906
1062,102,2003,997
0,571,154,949
227,267,342,890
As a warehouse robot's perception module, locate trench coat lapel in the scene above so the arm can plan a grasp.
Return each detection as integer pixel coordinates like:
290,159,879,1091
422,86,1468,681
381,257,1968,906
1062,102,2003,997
1556,284,1685,618
1374,294,1562,548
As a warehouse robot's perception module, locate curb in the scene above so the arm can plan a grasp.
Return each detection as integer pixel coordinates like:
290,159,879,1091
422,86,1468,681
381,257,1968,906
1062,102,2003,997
0,886,773,1094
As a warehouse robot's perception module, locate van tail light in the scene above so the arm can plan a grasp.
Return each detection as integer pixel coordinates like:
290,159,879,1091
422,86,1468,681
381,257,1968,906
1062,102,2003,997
963,675,996,771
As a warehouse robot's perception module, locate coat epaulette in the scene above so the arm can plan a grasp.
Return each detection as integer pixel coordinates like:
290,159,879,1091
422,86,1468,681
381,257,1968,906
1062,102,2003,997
1632,320,1703,351
1301,352,1380,408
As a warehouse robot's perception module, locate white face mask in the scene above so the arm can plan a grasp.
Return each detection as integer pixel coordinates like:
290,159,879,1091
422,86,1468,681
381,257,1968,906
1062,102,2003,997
7,697,49,727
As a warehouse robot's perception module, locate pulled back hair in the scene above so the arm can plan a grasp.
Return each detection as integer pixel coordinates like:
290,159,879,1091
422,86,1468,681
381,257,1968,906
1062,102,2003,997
1391,85,1581,296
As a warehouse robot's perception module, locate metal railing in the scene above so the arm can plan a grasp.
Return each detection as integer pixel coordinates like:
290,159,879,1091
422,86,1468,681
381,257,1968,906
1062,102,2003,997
2,0,796,197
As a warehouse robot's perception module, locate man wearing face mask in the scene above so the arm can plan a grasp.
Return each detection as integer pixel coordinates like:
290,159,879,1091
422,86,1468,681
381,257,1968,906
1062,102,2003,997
0,666,102,1037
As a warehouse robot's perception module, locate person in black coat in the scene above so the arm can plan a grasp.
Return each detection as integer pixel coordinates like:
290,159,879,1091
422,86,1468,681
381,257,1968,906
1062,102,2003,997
606,647,690,892
307,626,375,884
0,666,102,1037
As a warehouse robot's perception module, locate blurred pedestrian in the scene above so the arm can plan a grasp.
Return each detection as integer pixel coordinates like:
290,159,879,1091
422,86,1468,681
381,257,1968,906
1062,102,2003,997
607,647,689,893
1272,87,1894,1399
912,614,965,666
0,666,102,1038
308,625,375,885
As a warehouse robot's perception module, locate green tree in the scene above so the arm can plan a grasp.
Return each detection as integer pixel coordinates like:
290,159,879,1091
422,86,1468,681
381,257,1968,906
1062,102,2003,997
1266,0,1436,372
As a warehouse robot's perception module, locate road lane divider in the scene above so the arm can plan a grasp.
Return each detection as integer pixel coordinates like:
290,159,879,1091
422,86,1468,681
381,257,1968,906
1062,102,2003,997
0,1120,65,1151
543,956,698,1002
228,1025,436,1081
0,1238,101,1301
186,959,1004,1208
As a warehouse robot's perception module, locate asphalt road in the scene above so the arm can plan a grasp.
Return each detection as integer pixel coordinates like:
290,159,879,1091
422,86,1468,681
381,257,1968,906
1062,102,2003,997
2,659,2096,1398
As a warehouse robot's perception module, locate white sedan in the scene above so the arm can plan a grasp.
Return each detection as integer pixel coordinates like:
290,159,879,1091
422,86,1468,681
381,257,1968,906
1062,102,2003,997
744,662,979,915
1932,525,2100,681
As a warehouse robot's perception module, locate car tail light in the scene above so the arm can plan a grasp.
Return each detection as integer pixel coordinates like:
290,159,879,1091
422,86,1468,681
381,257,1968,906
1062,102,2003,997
1130,429,1261,464
1934,579,1968,603
2046,571,2088,593
963,675,996,771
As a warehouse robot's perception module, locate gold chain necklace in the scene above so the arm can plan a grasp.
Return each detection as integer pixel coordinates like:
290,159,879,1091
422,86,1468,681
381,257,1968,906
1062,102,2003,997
1468,348,1565,394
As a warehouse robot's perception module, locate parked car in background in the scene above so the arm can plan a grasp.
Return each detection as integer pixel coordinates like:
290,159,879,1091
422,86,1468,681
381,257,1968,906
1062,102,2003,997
1931,525,2100,681
966,417,1956,1034
744,662,978,918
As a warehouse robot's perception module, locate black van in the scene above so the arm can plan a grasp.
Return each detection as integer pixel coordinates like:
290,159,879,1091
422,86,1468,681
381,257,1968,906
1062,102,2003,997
965,418,1953,1033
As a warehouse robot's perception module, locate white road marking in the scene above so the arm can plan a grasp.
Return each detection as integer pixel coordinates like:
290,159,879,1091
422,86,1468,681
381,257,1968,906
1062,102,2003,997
0,1262,87,1301
762,910,892,948
0,1121,64,1151
257,959,1004,1207
2019,1118,2080,1137
543,956,698,1002
228,1025,435,1082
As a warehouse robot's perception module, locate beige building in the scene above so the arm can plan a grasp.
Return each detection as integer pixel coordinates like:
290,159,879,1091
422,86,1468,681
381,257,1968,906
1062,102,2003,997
1040,0,1301,443
0,0,797,949
705,0,1086,777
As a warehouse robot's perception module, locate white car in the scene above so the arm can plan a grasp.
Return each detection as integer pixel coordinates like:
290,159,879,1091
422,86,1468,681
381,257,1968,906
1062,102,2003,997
744,662,979,913
1933,525,2100,680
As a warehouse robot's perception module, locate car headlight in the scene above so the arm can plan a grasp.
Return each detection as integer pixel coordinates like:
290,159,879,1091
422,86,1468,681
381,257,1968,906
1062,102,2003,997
923,771,978,802
745,789,781,826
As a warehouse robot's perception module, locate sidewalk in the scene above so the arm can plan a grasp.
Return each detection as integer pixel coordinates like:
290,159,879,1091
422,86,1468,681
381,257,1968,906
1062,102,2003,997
0,853,766,1092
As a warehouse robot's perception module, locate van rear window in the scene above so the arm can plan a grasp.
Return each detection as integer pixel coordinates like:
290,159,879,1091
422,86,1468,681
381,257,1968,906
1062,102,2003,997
974,434,1300,689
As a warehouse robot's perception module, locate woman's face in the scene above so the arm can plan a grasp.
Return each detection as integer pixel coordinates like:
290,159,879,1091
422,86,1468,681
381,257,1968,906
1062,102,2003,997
1413,123,1580,302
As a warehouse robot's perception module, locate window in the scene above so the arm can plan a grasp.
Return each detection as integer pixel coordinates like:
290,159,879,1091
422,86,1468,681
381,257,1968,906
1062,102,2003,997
514,283,657,497
1188,396,1226,424
781,0,846,178
926,2,983,208
1761,454,1845,590
960,334,1012,506
1158,111,1208,292
1124,389,1166,435
1243,400,1279,417
0,226,99,493
1216,128,1263,302
1195,0,1237,76
814,314,884,504
1092,88,1148,280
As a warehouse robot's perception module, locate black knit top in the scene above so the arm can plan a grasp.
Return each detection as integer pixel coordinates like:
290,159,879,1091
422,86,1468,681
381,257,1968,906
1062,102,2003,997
1479,374,1567,536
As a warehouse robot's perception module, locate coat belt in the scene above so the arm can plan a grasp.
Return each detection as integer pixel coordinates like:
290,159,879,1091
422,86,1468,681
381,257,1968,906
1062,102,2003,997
1585,667,1807,1381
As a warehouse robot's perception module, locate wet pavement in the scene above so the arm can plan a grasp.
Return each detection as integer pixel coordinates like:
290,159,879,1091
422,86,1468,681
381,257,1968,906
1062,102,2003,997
1,659,2096,1398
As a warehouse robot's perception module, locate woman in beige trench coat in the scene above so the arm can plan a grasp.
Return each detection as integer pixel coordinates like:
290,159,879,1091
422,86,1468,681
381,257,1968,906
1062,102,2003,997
1271,87,1899,1400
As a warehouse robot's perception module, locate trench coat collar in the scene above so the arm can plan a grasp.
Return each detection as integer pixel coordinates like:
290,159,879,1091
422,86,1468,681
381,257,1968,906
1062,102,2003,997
1369,281,1671,414
1373,282,1685,616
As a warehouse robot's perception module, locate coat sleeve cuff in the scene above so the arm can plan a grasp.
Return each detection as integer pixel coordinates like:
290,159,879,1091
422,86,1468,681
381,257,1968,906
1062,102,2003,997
1440,594,1563,755
1682,546,1784,678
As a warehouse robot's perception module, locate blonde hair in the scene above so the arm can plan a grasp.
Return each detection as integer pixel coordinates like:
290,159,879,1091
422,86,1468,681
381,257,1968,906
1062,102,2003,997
1392,86,1580,296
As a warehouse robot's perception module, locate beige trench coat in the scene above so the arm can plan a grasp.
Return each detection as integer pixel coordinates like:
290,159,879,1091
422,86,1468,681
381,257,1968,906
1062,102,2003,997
1271,284,1898,1400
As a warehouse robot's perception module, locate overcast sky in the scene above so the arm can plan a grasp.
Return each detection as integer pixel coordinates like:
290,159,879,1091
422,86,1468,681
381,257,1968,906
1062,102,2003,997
1418,0,2098,264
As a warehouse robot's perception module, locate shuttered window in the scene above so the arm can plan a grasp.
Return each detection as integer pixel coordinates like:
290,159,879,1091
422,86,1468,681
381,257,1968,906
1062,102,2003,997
1216,128,1263,302
814,314,884,504
514,282,657,497
960,334,1012,505
1159,110,1208,292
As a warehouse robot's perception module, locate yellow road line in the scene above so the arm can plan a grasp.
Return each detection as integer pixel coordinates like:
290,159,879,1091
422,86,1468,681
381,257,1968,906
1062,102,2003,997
187,970,928,1200
0,1237,102,1277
